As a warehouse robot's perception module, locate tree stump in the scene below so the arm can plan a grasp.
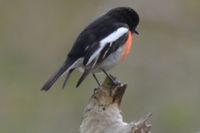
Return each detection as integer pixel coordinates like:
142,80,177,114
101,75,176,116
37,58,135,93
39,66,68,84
80,77,152,133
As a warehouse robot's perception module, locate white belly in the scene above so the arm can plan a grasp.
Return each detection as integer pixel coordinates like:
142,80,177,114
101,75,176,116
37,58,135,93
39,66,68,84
94,46,123,72
75,46,124,73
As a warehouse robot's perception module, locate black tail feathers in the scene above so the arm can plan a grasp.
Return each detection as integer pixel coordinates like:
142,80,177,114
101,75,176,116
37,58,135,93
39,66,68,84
76,70,90,88
62,68,74,89
41,58,75,91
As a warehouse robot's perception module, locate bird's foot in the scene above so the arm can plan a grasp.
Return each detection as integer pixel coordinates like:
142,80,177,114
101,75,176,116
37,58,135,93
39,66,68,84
100,69,121,96
107,74,121,96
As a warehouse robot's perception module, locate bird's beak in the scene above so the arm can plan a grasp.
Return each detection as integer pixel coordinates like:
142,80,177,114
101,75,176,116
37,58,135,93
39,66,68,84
134,30,139,35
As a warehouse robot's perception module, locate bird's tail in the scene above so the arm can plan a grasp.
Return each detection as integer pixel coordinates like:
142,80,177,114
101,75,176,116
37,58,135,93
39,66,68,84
76,69,90,88
41,58,76,91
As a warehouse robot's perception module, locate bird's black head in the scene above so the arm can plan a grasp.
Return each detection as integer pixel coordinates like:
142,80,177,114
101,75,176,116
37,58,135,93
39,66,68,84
107,7,139,34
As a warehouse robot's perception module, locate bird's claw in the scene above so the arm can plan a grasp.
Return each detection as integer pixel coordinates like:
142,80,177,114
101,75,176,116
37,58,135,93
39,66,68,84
107,74,121,96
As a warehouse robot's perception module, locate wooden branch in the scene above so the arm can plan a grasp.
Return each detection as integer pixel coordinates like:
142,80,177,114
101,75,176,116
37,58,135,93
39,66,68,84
80,77,152,133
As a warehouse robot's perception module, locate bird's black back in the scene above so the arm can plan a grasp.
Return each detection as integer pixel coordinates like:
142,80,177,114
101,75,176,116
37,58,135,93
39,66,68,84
68,17,123,58
67,7,139,61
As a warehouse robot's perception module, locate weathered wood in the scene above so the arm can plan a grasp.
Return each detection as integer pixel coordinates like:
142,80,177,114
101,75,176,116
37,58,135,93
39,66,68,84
80,76,152,133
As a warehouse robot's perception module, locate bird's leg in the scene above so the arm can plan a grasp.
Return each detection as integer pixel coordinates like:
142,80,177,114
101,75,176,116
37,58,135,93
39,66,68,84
101,69,119,96
92,73,101,86
101,69,118,84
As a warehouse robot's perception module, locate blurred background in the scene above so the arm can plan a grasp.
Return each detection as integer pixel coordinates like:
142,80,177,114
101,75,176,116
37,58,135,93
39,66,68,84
0,0,200,133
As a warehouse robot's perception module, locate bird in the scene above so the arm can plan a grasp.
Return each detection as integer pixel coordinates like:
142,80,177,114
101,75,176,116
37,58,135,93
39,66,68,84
41,7,139,91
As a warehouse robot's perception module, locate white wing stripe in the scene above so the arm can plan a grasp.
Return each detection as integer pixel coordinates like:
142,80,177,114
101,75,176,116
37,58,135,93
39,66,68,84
86,27,128,65
100,27,128,44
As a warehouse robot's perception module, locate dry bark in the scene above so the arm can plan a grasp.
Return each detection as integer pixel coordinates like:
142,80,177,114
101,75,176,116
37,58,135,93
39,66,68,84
80,76,152,133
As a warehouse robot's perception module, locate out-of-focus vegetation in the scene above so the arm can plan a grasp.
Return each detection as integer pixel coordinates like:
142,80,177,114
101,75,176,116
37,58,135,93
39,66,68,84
0,0,200,133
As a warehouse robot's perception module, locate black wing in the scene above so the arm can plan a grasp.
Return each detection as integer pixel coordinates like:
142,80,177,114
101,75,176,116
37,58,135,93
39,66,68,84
67,14,129,60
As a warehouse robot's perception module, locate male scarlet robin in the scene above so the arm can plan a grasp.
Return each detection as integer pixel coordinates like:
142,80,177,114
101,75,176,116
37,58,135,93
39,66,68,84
41,7,139,91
